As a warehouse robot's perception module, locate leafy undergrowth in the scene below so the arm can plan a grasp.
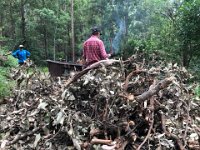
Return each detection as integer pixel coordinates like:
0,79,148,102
0,52,200,150
0,53,18,99
0,68,13,98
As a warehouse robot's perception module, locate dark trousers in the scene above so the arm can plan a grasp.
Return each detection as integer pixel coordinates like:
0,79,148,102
18,62,24,66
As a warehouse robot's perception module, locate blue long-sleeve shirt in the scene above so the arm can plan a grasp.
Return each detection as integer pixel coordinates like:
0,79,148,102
12,49,31,63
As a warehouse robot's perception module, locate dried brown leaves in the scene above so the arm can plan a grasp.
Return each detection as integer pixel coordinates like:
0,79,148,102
0,52,199,150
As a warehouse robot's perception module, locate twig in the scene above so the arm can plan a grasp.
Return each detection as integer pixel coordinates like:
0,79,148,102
67,122,81,150
124,69,146,92
65,59,120,87
14,88,23,109
135,77,175,102
122,55,136,63
91,138,112,145
181,99,191,148
136,97,155,150
6,126,41,146
160,113,185,150
25,69,37,88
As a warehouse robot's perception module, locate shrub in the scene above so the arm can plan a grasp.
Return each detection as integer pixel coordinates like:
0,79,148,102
0,68,15,98
194,84,200,100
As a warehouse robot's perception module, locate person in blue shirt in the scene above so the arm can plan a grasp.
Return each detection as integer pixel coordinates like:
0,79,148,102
12,45,31,65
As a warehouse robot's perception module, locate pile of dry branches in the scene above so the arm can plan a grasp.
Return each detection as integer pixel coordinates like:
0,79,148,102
0,52,200,150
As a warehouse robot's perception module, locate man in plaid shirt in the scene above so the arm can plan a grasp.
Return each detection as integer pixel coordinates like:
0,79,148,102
83,26,111,67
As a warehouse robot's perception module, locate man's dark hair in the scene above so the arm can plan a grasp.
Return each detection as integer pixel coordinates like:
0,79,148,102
91,26,101,35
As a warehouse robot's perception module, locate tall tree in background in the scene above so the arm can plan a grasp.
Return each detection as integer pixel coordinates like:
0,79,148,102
176,0,200,67
0,0,200,69
71,0,75,62
20,0,26,41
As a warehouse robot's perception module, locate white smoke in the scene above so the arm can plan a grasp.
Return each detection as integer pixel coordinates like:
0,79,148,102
112,18,126,53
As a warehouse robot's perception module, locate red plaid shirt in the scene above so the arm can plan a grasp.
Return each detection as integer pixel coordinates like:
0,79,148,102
83,35,109,66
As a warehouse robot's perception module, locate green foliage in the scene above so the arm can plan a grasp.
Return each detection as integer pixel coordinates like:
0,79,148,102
176,0,200,67
34,8,57,23
0,48,17,98
194,84,200,100
0,67,15,98
189,58,200,82
40,67,49,73
121,39,137,57
56,51,65,60
0,0,199,71
3,55,18,67
0,48,18,67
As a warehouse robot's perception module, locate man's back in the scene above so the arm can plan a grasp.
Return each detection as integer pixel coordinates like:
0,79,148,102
83,35,108,66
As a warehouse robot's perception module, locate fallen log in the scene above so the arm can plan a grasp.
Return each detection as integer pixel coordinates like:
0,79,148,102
65,59,120,87
135,76,175,102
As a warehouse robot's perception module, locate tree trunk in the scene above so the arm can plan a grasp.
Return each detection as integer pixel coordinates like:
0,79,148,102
0,14,2,49
65,26,71,62
43,25,48,59
182,41,193,68
20,0,26,41
41,0,48,59
71,0,75,62
9,2,15,40
53,27,57,61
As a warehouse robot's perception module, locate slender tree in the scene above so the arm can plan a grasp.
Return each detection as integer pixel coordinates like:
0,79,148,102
71,0,75,62
20,0,26,41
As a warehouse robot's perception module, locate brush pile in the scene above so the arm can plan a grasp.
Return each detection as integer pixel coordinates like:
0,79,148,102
0,52,200,150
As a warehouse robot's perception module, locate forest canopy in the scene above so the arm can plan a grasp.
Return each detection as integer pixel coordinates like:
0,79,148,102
0,0,200,69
